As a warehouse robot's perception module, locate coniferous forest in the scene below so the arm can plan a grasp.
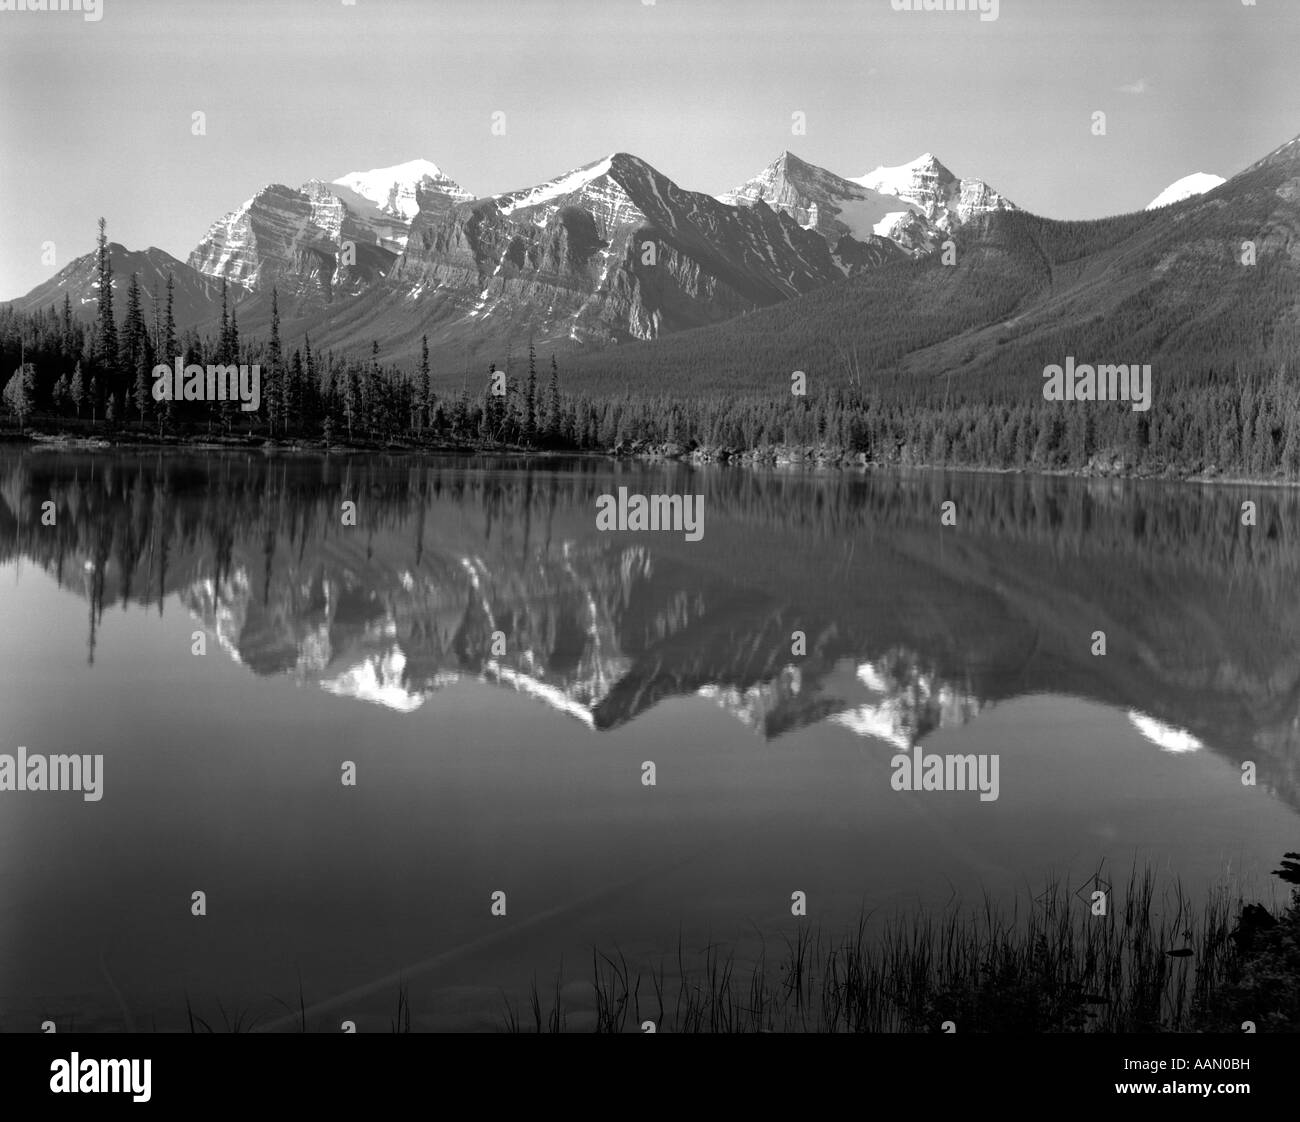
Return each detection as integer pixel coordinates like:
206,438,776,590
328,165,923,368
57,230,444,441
4,215,1300,481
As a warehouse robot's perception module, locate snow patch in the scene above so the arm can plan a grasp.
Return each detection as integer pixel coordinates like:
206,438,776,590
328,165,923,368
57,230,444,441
1145,172,1226,210
496,156,615,216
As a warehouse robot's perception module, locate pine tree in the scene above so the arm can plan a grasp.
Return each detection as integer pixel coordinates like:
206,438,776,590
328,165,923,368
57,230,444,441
218,280,230,362
342,365,359,440
61,291,74,353
221,300,240,433
525,339,537,441
163,273,178,360
150,278,162,355
95,218,118,378
161,273,178,428
228,303,240,361
418,334,430,432
366,340,380,438
546,354,560,440
289,349,303,426
121,273,146,417
303,334,318,424
267,287,283,434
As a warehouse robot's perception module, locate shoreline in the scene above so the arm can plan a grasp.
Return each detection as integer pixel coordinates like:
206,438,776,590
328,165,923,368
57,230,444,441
7,429,1299,488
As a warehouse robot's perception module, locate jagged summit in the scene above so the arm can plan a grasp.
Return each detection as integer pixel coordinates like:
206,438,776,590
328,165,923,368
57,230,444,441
719,148,1014,254
184,158,474,296
850,153,1014,231
852,152,946,193
390,147,903,349
719,149,928,247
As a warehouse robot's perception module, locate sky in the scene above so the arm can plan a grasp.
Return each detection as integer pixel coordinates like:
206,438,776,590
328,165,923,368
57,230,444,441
1,0,1298,298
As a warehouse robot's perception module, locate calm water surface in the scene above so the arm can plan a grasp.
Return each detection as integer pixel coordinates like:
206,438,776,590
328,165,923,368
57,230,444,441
0,450,1297,1030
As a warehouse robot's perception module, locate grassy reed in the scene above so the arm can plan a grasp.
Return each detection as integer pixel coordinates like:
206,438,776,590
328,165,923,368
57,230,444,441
503,867,1295,1033
169,865,1295,1033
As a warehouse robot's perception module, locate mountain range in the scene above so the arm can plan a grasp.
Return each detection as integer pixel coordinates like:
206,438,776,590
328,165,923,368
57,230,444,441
5,147,1012,361
5,136,1292,392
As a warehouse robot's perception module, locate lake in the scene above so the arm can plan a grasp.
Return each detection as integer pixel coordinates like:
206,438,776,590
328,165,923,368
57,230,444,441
0,449,1297,1031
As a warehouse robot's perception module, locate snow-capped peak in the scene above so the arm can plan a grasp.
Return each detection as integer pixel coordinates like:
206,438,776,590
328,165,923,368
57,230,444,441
717,150,926,245
494,155,617,216
332,159,471,219
850,152,951,197
1145,172,1225,210
847,152,1014,233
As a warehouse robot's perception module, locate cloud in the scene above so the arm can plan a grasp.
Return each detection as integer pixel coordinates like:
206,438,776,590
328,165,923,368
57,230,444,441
1116,78,1150,95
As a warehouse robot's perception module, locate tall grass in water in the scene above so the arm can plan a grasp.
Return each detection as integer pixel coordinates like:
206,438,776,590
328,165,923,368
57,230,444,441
504,867,1258,1033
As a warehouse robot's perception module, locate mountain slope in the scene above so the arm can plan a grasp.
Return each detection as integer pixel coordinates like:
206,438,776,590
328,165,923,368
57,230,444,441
5,243,229,330
561,132,1300,399
385,151,906,356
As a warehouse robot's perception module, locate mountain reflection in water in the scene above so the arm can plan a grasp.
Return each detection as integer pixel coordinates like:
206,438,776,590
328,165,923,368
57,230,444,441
3,451,1296,795
1,450,1298,1031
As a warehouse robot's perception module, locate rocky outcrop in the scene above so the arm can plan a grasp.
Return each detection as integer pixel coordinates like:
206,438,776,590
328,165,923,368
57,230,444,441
851,152,1016,232
187,162,473,299
392,152,903,345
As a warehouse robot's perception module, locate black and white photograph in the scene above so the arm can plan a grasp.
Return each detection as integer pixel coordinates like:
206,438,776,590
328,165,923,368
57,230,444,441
0,0,1296,1102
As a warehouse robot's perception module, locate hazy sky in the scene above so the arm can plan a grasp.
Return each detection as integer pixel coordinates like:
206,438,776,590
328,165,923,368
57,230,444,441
2,0,1298,298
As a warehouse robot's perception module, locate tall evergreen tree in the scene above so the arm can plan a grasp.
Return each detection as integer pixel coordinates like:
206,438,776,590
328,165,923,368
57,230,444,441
228,303,240,362
303,333,318,423
150,278,162,355
95,217,118,376
525,339,537,440
342,364,359,440
61,291,74,352
289,349,304,424
120,273,146,409
546,354,561,439
163,273,178,361
418,334,430,431
218,280,230,362
267,287,283,434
